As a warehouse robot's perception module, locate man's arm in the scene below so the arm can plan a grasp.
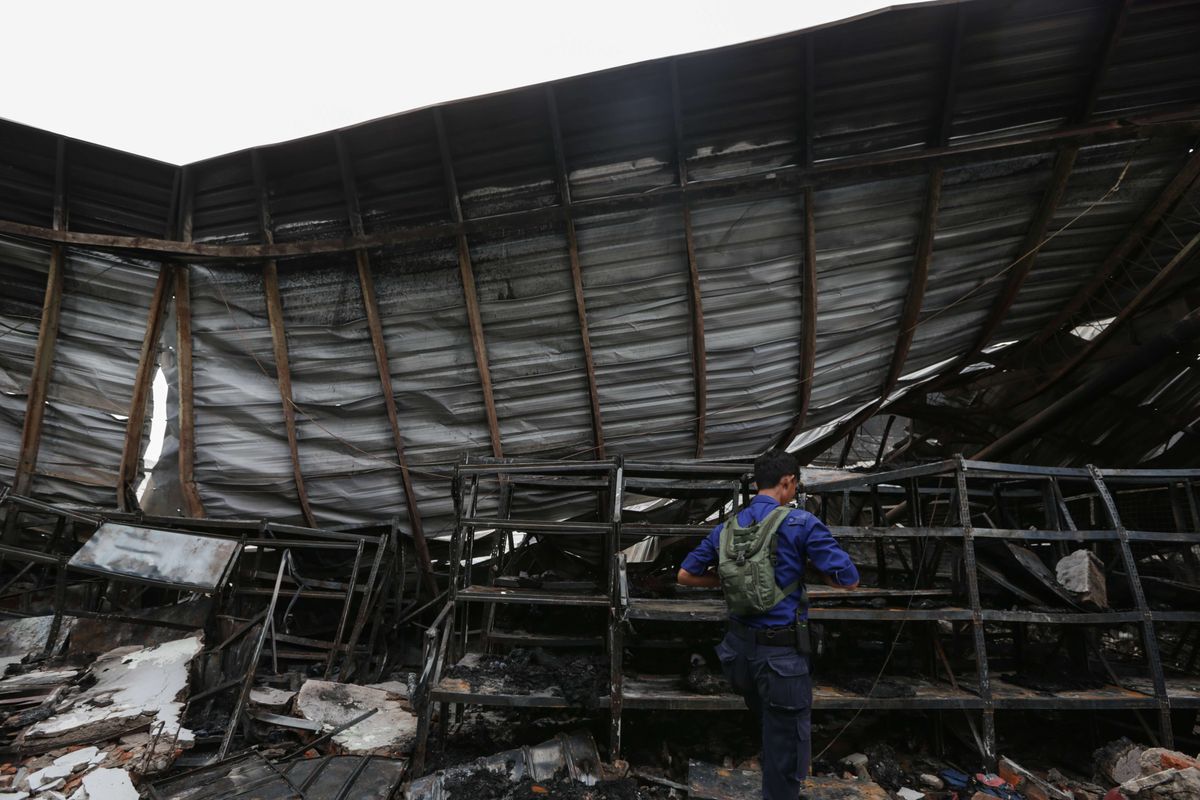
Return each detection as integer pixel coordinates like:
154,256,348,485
676,568,720,588
677,528,722,589
804,516,860,589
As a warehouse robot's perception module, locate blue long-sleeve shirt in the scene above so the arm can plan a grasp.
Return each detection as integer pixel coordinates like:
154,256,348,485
680,494,859,628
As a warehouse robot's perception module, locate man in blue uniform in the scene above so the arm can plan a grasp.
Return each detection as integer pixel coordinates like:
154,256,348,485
677,449,859,800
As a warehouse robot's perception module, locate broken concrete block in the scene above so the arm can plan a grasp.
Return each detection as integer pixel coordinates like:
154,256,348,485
1056,550,1107,608
295,680,417,755
1138,749,1200,777
50,749,102,774
19,635,202,754
1117,767,1200,799
1095,738,1145,786
81,768,138,800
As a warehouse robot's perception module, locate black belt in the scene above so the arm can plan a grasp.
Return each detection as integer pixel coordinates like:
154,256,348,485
729,619,799,646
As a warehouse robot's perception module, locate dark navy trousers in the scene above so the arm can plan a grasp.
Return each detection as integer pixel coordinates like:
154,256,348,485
715,630,812,800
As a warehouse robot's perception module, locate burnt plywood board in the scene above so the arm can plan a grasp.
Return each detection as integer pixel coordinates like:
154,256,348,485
67,523,240,592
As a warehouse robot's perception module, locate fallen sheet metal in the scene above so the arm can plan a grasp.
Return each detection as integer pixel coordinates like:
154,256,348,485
688,760,891,800
295,680,417,755
18,634,203,753
67,523,240,592
148,752,406,800
405,732,601,800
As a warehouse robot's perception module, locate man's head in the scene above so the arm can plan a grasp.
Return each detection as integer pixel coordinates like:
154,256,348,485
754,448,801,502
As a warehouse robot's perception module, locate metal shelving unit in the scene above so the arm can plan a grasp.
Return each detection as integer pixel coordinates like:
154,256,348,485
417,458,1200,766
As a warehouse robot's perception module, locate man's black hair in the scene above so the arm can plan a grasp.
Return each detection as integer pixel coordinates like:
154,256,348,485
754,449,799,490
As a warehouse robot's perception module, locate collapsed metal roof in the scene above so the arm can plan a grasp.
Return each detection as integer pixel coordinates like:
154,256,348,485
0,0,1199,537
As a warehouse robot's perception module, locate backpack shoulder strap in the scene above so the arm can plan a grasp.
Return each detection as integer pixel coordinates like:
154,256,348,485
765,507,806,604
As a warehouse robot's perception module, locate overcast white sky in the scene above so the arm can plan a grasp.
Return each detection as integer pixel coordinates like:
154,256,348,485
5,0,904,165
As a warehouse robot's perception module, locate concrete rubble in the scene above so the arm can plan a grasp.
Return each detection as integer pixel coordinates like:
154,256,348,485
1055,550,1108,608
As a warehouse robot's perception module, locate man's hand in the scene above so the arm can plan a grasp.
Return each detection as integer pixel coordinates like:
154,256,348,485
820,571,860,590
677,568,721,589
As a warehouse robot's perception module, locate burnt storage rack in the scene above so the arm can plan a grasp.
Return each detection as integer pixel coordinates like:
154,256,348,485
608,460,752,760
426,459,622,735
609,460,985,761
803,459,1200,762
417,458,1200,766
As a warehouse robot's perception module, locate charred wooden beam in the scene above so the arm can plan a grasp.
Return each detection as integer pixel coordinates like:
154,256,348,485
1,115,1194,263
116,265,173,511
974,306,1200,462
883,168,943,394
335,133,438,600
1027,148,1200,348
945,145,1079,377
932,4,967,148
252,150,318,527
1027,228,1200,402
175,263,204,517
116,168,187,511
8,138,68,512
546,86,606,458
782,188,819,449
434,109,503,458
175,165,203,517
1076,0,1131,124
670,62,708,458
800,37,815,167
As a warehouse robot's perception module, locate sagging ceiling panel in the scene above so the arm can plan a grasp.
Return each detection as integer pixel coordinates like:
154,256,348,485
0,0,1196,535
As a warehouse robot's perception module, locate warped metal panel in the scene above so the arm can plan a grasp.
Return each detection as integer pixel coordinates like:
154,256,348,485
678,36,803,182
808,174,926,421
65,141,175,239
951,0,1108,144
1094,0,1200,121
691,193,804,458
901,151,1055,380
276,256,406,525
371,238,494,535
340,111,449,233
445,88,559,219
996,137,1191,343
0,237,49,485
36,249,160,506
260,138,352,245
813,2,950,160
0,122,56,227
68,522,240,592
188,263,302,520
557,61,676,202
471,224,594,458
575,203,696,461
189,153,259,246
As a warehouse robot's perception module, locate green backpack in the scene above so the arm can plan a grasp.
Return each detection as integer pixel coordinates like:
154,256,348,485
717,505,801,616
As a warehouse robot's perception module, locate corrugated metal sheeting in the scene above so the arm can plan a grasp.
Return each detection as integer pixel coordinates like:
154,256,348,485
0,0,1198,533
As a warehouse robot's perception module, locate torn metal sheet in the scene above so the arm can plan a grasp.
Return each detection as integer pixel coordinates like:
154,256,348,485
148,752,406,800
405,732,601,800
67,523,240,592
